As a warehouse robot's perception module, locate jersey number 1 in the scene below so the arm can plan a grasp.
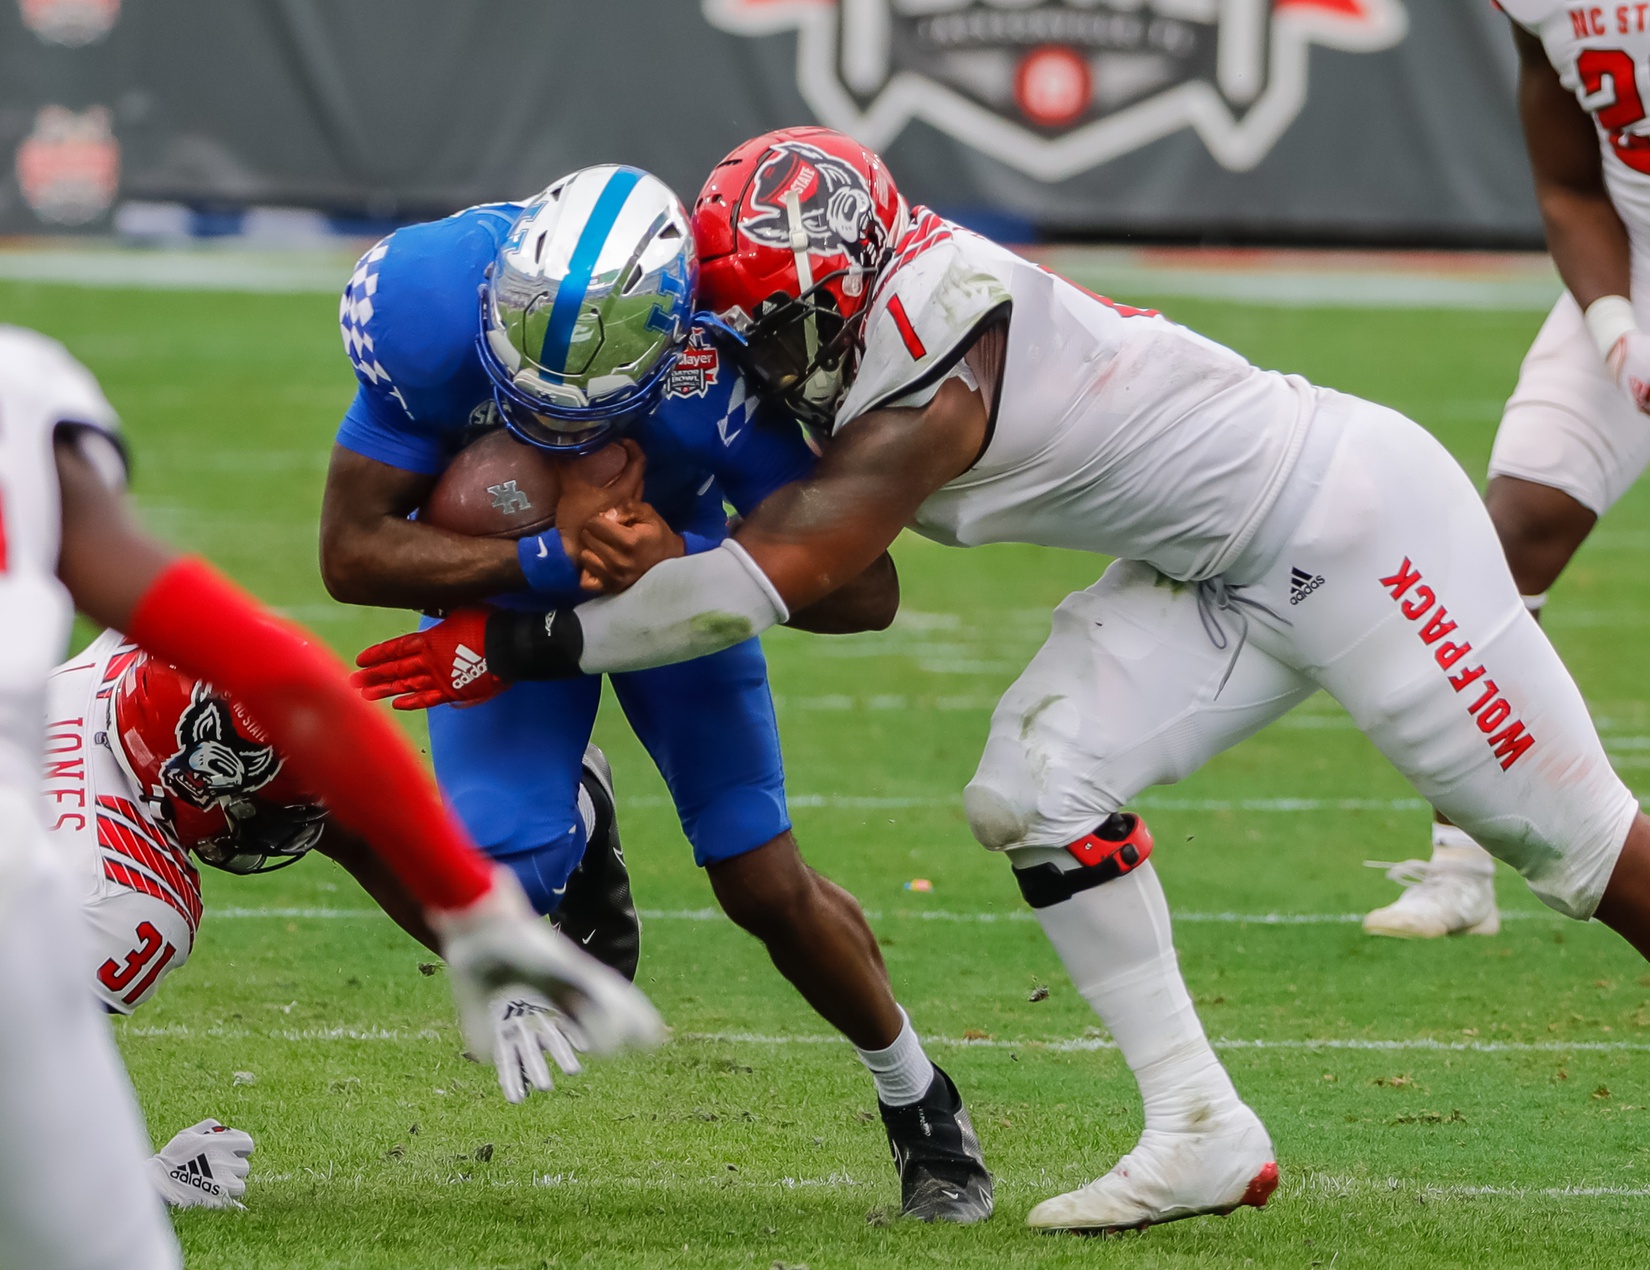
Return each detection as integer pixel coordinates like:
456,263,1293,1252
1579,49,1650,175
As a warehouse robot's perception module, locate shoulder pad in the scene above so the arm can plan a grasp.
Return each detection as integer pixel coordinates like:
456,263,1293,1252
835,223,1010,431
338,205,520,397
0,325,119,437
1493,0,1561,31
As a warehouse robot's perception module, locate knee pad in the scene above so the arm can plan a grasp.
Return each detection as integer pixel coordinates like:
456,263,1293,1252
1011,813,1154,909
963,780,1032,851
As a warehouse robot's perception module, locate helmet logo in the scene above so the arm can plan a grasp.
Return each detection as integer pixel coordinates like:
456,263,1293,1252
161,686,280,810
740,141,876,262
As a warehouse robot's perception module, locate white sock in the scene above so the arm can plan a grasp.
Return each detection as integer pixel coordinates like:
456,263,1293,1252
856,1007,935,1107
1031,861,1241,1135
1431,822,1495,873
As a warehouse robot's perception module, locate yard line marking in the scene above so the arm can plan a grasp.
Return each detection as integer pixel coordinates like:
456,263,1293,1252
117,1021,1650,1055
621,794,1435,812
1304,1174,1650,1201
681,1032,1650,1055
208,905,1561,925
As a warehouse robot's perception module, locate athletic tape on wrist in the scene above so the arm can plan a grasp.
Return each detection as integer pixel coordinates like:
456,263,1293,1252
1584,294,1638,361
485,606,584,680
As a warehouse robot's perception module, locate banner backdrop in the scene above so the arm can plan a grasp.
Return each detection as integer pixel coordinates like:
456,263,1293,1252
0,0,1539,243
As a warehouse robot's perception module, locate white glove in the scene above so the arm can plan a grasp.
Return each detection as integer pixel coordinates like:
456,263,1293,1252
431,868,663,1079
491,987,586,1104
1608,327,1650,413
146,1119,254,1210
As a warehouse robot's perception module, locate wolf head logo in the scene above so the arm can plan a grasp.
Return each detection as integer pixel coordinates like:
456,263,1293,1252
160,686,280,809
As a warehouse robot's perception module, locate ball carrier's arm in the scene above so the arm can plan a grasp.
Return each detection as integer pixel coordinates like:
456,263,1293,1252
353,328,1004,696
319,446,530,609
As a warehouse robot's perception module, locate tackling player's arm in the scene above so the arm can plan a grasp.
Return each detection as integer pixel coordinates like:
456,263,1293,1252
316,826,440,952
319,446,528,609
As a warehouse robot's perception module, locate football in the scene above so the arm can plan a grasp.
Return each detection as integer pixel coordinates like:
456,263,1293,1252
418,428,562,539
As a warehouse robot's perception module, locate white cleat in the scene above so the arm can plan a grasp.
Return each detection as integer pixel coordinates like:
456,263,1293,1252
1026,1104,1278,1234
1363,847,1499,939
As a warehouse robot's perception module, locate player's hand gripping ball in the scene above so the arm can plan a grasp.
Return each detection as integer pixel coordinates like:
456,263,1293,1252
351,608,504,711
579,501,686,593
554,438,646,562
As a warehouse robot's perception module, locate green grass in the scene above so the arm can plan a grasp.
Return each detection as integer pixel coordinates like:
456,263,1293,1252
9,277,1650,1267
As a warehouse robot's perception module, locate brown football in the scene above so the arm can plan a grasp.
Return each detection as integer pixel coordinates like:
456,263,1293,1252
419,428,562,539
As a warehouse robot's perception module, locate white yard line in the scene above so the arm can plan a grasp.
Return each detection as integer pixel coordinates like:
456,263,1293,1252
212,905,1560,925
119,1021,1650,1056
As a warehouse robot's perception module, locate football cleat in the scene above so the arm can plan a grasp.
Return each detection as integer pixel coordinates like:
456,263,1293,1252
1026,1102,1276,1234
879,1064,994,1224
549,744,640,980
1362,843,1499,939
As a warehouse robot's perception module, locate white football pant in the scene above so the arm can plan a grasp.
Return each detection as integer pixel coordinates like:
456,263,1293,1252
1490,292,1650,517
0,834,179,1270
969,390,1638,919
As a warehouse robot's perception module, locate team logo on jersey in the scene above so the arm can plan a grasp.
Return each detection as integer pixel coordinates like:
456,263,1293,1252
739,140,877,259
160,686,280,810
703,0,1407,180
15,104,119,225
666,333,722,399
18,0,121,46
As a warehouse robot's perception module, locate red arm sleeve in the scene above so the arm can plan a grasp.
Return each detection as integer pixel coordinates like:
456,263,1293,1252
125,556,491,912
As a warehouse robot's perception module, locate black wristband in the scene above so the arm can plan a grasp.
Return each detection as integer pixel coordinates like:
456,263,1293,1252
484,608,585,680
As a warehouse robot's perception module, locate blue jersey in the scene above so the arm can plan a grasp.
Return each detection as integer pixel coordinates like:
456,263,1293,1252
335,203,815,544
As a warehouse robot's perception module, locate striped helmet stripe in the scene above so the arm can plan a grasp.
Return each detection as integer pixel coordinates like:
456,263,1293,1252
539,167,643,374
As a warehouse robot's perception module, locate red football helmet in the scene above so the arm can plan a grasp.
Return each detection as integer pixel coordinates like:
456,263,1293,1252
694,126,908,429
111,652,327,873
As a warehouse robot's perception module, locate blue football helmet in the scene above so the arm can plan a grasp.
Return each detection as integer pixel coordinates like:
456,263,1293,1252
477,165,697,454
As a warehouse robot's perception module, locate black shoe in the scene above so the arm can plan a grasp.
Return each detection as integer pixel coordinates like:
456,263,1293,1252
549,744,640,981
878,1064,994,1224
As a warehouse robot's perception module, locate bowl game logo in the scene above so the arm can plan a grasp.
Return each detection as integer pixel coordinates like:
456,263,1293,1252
17,0,121,46
666,331,723,398
703,0,1407,179
15,104,119,225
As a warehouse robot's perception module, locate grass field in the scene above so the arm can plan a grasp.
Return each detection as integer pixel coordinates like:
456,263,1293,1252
9,274,1650,1269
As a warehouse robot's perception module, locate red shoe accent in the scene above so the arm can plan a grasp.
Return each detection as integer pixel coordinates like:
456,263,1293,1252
1066,813,1154,874
1238,1162,1279,1209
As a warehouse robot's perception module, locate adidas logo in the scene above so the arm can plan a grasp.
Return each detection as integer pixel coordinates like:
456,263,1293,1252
170,1152,223,1196
451,644,488,689
1288,566,1326,606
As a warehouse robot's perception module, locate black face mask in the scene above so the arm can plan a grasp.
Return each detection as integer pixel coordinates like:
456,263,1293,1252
726,276,859,431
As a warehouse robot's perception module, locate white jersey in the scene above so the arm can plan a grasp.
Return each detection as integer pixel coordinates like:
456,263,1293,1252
1502,0,1650,312
836,211,1316,582
43,631,201,1012
0,328,122,887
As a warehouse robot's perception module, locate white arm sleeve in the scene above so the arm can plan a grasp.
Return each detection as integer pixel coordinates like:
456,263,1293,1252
575,539,789,674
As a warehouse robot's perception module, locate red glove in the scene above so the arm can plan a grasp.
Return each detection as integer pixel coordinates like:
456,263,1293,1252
351,609,507,710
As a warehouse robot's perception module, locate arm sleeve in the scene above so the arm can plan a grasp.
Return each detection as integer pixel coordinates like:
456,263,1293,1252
486,540,787,679
126,557,492,911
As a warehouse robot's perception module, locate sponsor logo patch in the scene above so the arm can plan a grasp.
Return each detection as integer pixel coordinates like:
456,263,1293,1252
704,0,1407,180
451,644,489,691
667,338,722,399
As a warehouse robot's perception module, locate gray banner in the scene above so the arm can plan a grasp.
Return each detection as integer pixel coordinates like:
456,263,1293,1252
0,1,1539,244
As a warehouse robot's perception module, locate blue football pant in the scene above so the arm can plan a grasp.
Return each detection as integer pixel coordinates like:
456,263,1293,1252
427,637,790,914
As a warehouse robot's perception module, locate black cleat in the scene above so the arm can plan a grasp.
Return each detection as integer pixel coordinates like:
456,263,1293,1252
549,744,640,981
879,1064,994,1224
